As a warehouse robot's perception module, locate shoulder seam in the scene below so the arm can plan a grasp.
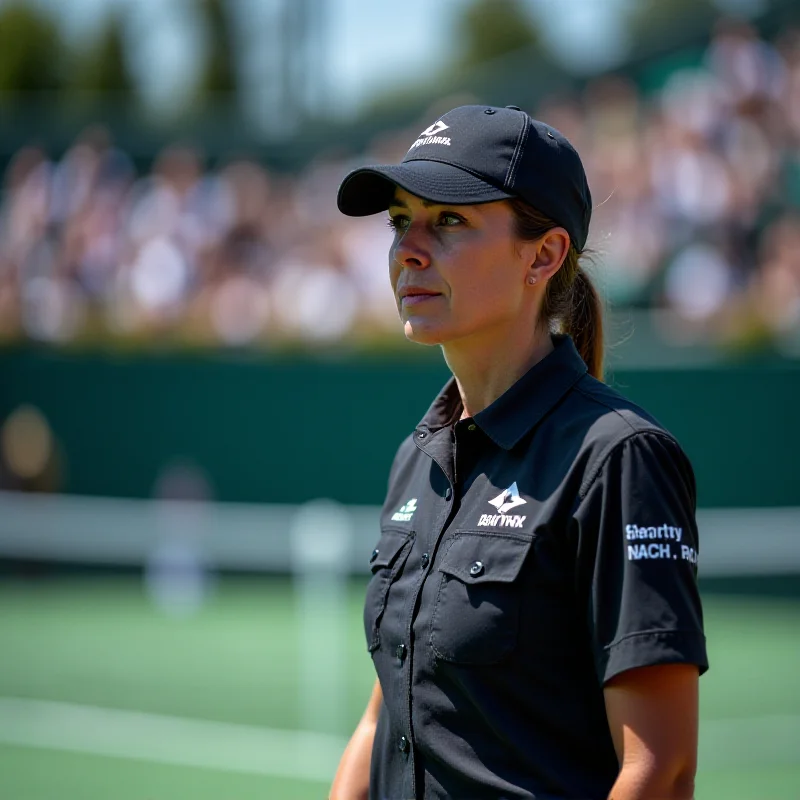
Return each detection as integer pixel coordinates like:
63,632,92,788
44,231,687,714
578,429,681,500
573,381,653,434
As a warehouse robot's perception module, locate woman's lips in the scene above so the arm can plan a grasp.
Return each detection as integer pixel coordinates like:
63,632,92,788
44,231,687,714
401,292,440,306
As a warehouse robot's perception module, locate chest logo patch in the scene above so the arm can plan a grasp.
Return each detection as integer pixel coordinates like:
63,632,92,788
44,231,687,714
391,498,417,522
478,482,527,528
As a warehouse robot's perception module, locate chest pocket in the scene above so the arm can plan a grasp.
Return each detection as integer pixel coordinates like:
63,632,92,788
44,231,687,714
364,527,413,653
430,532,532,666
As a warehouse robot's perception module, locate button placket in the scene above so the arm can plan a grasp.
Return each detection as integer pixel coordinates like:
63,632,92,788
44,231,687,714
407,423,460,792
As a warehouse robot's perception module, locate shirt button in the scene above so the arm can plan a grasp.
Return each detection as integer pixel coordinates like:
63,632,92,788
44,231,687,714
421,552,430,568
444,487,452,501
396,643,407,661
469,560,484,577
398,735,410,753
369,548,379,563
467,423,476,431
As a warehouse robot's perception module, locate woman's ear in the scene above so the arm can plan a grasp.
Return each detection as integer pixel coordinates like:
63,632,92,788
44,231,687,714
528,227,570,284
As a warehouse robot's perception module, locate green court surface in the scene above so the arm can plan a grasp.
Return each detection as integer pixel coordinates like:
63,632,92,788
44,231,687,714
0,578,798,799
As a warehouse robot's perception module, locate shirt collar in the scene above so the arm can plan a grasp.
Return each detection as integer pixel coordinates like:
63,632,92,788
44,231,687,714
417,335,588,450
417,376,462,436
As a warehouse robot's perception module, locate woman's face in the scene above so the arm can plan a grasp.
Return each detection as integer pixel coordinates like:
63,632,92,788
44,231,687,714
388,188,534,347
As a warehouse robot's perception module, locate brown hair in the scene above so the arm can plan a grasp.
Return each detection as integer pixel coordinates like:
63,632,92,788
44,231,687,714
508,197,604,380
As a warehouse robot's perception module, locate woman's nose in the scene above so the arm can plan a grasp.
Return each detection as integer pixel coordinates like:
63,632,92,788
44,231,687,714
393,231,431,270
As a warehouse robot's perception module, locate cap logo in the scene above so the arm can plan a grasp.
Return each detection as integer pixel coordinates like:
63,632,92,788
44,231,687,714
409,119,451,151
420,120,449,136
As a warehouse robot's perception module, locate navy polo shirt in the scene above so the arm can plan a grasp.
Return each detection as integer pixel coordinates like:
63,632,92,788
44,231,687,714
364,335,708,800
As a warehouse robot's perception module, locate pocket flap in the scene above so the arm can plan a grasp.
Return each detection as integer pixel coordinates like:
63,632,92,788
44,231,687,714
369,528,412,572
438,533,532,584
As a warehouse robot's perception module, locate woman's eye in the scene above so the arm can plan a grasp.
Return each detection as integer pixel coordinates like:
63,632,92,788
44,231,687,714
387,212,463,231
387,215,409,232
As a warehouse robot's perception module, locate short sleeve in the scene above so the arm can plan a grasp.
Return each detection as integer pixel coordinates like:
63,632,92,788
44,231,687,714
574,431,709,685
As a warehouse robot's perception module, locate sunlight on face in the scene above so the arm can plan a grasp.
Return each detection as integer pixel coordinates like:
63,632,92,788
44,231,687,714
387,189,530,347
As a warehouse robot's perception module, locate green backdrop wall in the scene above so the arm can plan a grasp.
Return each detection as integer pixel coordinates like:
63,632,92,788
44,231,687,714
1,347,798,508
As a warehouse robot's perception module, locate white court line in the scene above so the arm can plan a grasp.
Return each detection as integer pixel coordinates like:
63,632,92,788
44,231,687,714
0,697,348,783
0,697,797,777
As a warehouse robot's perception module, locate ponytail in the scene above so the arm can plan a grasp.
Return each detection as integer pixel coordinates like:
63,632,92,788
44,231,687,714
565,267,604,380
508,198,604,380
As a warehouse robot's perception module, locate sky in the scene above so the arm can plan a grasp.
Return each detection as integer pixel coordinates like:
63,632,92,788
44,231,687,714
4,0,768,121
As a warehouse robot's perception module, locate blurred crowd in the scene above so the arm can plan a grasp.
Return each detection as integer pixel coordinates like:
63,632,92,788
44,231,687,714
1,19,799,352
0,129,400,349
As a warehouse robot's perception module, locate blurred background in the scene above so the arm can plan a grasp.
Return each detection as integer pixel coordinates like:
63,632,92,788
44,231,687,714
0,0,798,797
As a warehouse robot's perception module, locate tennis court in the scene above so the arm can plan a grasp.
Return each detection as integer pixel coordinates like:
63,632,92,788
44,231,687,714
0,577,798,799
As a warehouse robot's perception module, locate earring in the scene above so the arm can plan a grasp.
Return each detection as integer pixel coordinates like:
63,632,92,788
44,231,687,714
527,276,537,285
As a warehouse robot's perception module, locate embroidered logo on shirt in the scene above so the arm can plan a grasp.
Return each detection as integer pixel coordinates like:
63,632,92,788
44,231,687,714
478,482,527,528
391,498,417,522
488,482,527,514
625,523,696,563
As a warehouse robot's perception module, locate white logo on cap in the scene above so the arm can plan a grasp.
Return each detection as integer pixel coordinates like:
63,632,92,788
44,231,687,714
409,119,452,151
420,120,449,136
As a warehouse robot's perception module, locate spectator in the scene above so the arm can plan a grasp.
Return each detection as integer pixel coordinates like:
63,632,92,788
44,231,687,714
0,21,799,353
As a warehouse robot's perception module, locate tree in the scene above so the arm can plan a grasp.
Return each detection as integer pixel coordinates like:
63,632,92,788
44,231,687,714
361,0,554,127
196,0,238,102
625,0,719,53
455,0,542,71
0,3,64,101
65,11,136,104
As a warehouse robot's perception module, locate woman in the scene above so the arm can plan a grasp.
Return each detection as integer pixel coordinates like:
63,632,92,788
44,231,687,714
331,104,707,800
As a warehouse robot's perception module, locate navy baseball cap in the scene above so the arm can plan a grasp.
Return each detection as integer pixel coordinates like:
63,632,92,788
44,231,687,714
337,104,593,251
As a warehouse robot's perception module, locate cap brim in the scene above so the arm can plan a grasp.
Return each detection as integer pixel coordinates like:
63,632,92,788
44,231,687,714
337,161,515,217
